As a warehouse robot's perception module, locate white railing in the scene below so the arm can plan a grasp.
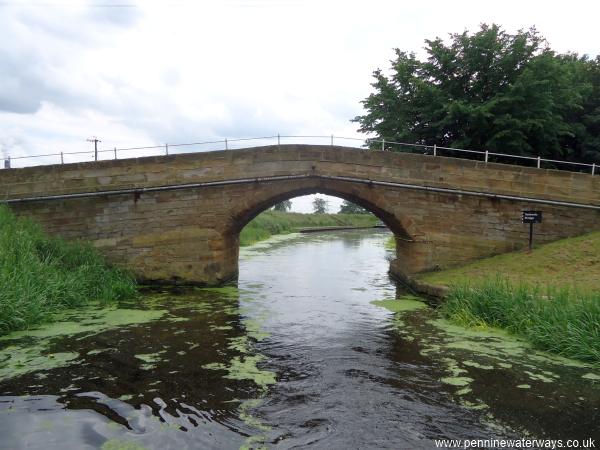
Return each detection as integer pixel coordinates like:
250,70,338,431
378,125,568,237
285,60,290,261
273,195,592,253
1,134,597,175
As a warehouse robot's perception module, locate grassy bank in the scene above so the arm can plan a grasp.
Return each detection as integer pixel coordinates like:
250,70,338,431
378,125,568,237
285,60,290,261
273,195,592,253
0,205,137,335
419,231,600,291
441,279,599,364
417,231,600,364
239,210,378,246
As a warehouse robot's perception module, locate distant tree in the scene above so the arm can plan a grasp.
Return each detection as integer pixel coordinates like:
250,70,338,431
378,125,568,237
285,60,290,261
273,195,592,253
338,200,368,214
312,197,328,214
353,23,600,165
273,200,292,212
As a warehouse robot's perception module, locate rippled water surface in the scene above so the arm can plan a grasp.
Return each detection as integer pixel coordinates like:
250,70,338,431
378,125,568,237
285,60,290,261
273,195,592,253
1,230,598,449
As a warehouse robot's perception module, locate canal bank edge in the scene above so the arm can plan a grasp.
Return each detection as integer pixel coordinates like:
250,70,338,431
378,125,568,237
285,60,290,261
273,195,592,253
390,229,600,300
389,259,449,300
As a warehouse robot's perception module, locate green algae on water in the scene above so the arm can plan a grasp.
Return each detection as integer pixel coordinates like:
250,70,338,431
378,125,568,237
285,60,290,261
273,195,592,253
135,351,166,370
0,305,166,382
228,336,251,353
196,286,240,297
371,295,428,313
524,370,556,383
0,346,79,381
203,355,276,387
210,325,234,331
463,360,495,370
239,398,271,432
441,376,473,387
0,307,166,342
87,349,112,356
244,319,271,341
456,387,472,396
581,372,600,381
238,398,271,450
460,399,489,410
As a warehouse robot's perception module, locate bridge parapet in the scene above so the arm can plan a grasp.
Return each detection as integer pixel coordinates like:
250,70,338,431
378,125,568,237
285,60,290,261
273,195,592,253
1,145,599,206
1,145,599,285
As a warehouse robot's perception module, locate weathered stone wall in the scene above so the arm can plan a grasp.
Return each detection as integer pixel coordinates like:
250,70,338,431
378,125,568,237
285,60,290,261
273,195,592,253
1,145,599,285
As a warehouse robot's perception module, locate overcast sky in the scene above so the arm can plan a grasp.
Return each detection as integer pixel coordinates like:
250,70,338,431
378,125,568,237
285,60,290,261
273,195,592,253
1,0,599,212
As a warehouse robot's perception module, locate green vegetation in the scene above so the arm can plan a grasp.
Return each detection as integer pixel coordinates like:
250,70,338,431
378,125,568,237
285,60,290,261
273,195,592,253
239,210,378,246
0,205,137,335
416,231,600,364
312,197,328,214
338,200,369,214
419,231,600,291
272,200,292,212
371,295,427,313
440,279,599,364
354,23,600,165
385,236,395,249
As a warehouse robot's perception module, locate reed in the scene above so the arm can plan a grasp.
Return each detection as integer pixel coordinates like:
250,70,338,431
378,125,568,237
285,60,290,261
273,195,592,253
0,205,137,334
441,277,600,364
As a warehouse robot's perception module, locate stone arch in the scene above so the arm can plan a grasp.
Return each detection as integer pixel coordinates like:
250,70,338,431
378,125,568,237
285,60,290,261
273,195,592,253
219,178,424,284
226,181,413,240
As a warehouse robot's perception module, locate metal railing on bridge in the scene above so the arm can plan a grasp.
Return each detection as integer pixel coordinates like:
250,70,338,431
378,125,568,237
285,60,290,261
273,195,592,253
1,134,597,176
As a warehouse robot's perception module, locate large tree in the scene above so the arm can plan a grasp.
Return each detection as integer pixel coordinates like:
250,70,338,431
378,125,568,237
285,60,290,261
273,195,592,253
338,200,368,214
312,197,328,214
353,24,600,165
272,200,292,212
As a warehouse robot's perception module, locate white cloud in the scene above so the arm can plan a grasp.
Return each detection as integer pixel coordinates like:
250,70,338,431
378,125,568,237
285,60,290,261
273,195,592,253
1,0,598,163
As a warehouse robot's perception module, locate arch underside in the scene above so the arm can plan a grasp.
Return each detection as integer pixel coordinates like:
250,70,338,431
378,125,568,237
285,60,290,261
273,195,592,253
228,178,413,241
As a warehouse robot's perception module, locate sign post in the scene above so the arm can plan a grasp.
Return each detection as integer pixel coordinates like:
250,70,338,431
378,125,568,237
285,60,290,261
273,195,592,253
521,210,542,252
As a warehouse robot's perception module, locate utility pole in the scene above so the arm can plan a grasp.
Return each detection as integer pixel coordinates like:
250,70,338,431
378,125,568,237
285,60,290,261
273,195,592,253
87,136,101,161
1,147,9,169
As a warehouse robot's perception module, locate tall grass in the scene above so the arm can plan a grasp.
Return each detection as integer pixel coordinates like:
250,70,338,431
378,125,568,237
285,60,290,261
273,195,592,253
0,205,137,335
240,210,378,246
441,277,600,364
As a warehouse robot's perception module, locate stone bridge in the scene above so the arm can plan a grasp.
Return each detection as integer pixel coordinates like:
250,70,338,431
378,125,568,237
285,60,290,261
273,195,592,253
1,145,599,285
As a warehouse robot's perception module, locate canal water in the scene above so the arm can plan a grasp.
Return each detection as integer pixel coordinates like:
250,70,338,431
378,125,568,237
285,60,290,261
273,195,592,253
0,230,598,449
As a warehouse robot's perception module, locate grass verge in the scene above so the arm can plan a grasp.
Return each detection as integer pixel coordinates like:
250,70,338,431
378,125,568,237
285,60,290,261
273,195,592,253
440,278,599,364
420,231,600,364
418,231,600,291
0,205,137,335
239,210,378,246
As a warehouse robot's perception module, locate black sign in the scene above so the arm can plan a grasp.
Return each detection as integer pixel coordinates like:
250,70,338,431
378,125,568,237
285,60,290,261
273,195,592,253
522,210,542,224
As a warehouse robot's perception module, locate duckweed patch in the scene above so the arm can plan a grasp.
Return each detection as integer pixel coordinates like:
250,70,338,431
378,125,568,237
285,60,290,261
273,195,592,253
441,376,473,387
371,295,428,313
463,360,495,370
0,304,166,381
135,351,166,370
244,319,271,341
382,294,599,415
0,348,80,381
203,355,276,387
582,372,600,381
0,307,165,343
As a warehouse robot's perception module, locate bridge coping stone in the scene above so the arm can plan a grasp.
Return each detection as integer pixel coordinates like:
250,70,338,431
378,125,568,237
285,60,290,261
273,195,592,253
1,145,598,206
